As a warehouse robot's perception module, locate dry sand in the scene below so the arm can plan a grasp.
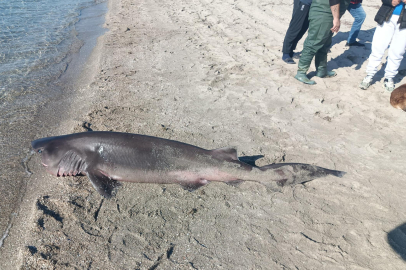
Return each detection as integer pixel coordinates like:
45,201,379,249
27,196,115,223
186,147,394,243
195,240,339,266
2,0,406,269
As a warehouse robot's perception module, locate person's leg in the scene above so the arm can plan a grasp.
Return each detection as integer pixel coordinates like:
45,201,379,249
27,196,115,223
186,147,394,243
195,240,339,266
346,3,366,45
366,19,395,77
385,19,406,79
384,16,406,91
282,0,301,55
282,0,310,63
292,0,300,12
315,30,335,77
296,14,333,84
296,34,317,84
360,17,395,89
290,3,310,53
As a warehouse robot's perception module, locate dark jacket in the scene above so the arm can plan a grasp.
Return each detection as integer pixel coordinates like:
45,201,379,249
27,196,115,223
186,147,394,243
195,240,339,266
375,1,406,29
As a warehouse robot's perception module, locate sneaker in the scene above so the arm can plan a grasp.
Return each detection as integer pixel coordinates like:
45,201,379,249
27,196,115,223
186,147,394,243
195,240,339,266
383,78,395,92
346,41,365,47
359,76,372,90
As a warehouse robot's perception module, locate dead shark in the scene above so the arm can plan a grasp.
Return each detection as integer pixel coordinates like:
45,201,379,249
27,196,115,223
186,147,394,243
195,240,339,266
31,131,345,197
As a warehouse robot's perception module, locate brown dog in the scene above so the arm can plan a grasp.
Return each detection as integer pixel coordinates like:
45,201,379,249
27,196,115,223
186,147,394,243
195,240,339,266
390,84,406,111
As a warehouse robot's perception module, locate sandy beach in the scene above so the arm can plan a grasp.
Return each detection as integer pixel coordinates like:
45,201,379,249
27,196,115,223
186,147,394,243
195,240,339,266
2,0,406,268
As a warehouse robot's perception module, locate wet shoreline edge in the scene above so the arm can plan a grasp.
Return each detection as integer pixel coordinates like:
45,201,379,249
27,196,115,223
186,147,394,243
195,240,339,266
0,1,109,266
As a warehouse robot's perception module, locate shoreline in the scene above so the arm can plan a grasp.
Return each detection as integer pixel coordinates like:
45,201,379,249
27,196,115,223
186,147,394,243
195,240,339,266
0,1,108,267
4,0,406,268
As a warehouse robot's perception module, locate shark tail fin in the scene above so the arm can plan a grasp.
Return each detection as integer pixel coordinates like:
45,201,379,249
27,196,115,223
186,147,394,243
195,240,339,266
259,163,346,186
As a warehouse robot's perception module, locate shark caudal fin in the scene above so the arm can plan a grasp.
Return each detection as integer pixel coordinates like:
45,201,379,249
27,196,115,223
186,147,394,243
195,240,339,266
259,163,346,186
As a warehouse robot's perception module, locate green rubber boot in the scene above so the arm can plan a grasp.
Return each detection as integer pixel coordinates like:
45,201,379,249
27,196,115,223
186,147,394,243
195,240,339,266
294,72,316,85
296,52,315,85
314,47,336,78
316,70,337,78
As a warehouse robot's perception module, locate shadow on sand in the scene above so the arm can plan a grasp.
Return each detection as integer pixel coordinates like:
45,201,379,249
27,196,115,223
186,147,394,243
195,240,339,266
329,28,375,70
302,28,406,84
387,222,406,261
300,29,375,80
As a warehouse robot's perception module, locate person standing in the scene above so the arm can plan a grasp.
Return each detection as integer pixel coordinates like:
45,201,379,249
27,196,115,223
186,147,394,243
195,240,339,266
295,0,351,85
346,0,367,47
359,0,406,92
282,0,313,64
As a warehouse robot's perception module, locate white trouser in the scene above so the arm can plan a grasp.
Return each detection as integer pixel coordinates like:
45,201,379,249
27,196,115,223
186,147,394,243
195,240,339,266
366,15,406,79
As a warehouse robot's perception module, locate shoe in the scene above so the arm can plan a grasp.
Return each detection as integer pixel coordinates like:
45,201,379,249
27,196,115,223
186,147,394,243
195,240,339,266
383,78,395,92
359,75,372,90
346,41,365,47
316,70,337,78
294,73,316,85
282,53,295,64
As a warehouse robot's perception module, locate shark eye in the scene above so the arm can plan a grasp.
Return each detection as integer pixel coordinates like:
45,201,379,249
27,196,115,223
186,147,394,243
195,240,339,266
38,149,43,153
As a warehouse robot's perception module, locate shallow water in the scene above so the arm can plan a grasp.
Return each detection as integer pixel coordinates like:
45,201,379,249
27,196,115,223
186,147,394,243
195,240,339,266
0,0,100,96
0,0,107,247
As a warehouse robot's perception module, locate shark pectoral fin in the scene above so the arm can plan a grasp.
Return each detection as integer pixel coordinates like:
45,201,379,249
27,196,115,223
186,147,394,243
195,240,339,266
86,170,121,198
179,179,209,192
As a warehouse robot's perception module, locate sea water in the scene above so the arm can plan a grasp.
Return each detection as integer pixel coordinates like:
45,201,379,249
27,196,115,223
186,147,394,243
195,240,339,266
0,0,106,105
0,0,107,248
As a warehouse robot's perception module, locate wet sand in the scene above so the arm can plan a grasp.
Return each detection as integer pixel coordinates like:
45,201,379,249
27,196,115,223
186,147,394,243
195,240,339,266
0,1,107,267
3,0,406,268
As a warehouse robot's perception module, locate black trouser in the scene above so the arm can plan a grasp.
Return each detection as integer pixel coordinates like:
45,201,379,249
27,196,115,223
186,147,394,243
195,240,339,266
282,0,310,55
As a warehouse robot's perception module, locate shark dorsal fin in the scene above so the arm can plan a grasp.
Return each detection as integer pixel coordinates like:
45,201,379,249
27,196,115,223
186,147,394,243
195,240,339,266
210,147,238,161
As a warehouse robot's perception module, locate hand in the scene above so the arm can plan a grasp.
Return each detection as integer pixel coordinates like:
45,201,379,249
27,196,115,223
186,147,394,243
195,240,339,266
392,0,401,6
331,18,340,33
